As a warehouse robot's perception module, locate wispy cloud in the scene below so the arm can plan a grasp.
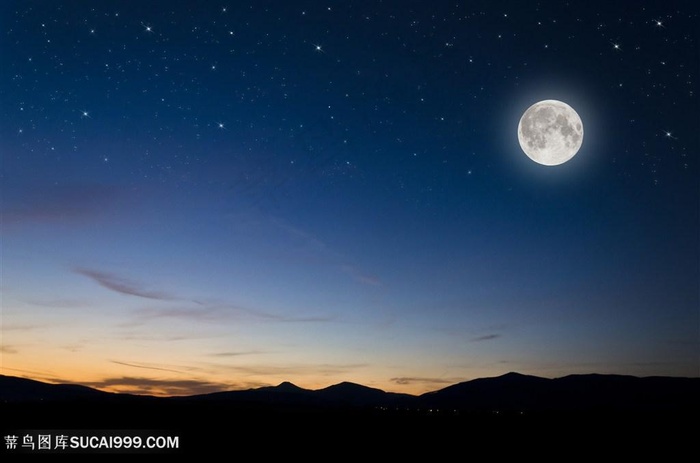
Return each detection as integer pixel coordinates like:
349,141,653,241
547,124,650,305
1,345,18,354
0,368,236,396
74,267,177,301
61,343,85,353
213,362,368,378
0,366,63,382
629,361,687,367
130,303,335,324
273,314,336,323
132,306,230,322
471,334,501,342
110,360,189,375
339,264,383,287
3,323,45,331
390,377,457,386
269,216,330,253
437,322,509,340
208,351,268,357
76,267,335,325
268,215,383,288
119,333,196,342
82,376,242,396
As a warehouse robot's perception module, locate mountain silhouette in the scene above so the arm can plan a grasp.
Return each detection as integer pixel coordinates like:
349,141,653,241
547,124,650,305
421,371,553,412
266,380,306,393
315,381,414,408
186,380,317,409
3,372,697,457
420,372,699,415
0,374,113,402
2,372,698,415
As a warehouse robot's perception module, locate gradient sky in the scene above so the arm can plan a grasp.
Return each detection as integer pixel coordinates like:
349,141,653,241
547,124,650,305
1,0,698,396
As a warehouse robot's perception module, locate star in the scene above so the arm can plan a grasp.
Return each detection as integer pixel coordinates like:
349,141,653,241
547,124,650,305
80,110,91,118
611,42,622,51
216,122,227,130
662,130,677,140
314,44,324,53
653,19,665,28
141,22,153,33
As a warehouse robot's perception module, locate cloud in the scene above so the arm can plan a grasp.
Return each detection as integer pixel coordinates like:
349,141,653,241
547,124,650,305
268,215,383,287
73,261,337,325
82,376,241,396
0,366,63,381
75,267,335,323
132,306,229,322
339,264,383,287
61,343,85,353
271,314,336,323
2,323,45,331
208,351,268,357
471,334,501,342
630,361,685,367
131,303,335,324
2,183,119,225
74,267,177,301
0,368,234,396
213,362,368,378
119,333,200,342
1,345,18,354
390,377,456,386
268,216,330,253
110,360,188,374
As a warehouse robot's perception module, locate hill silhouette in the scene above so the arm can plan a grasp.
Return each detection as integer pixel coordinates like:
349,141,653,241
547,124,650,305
2,372,697,456
0,374,113,402
420,372,699,414
2,371,697,414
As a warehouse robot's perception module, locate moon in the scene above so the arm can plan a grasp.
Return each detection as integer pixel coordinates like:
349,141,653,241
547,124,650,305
517,100,583,166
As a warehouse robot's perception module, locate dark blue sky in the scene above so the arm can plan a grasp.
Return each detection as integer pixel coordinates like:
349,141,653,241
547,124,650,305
2,0,697,395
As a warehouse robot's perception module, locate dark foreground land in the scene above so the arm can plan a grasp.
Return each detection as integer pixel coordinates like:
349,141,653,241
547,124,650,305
2,373,697,456
3,400,696,455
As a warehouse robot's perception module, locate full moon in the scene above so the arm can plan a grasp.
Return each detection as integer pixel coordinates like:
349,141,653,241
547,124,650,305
517,100,583,166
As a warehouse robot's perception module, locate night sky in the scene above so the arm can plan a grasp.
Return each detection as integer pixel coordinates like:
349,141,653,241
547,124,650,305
2,0,698,396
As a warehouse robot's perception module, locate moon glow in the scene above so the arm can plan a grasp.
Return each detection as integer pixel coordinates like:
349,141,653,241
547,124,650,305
517,100,584,166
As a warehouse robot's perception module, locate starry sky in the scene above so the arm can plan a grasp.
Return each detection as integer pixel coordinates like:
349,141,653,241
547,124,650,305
1,0,698,396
